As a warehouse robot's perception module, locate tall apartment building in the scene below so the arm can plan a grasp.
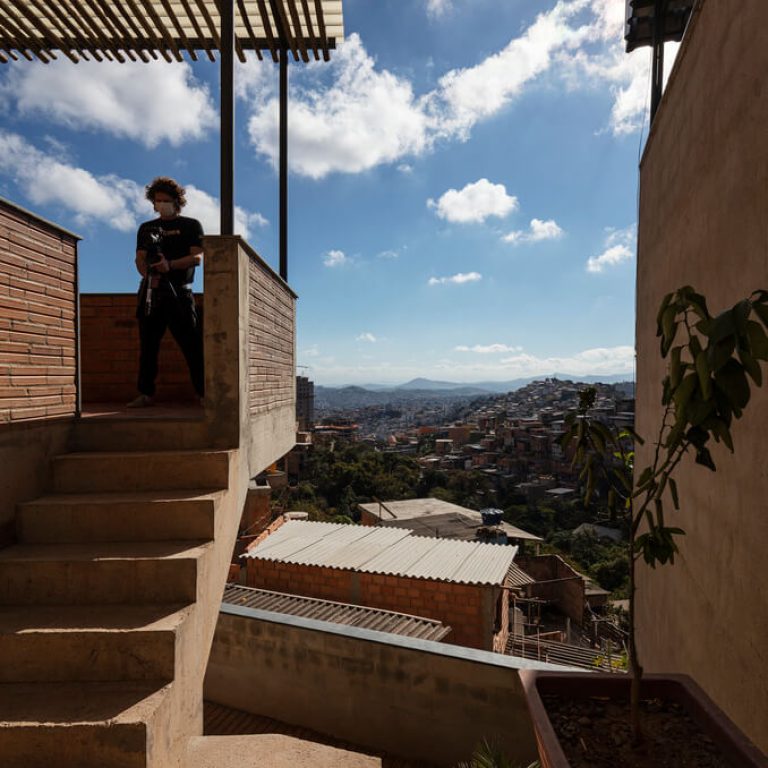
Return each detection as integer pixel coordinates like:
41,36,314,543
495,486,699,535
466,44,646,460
296,375,315,430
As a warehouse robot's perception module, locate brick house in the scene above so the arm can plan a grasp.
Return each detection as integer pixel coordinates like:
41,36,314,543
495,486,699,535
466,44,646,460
244,519,525,652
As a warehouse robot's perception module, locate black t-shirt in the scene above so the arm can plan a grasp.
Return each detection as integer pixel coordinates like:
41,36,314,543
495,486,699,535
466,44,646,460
136,215,203,288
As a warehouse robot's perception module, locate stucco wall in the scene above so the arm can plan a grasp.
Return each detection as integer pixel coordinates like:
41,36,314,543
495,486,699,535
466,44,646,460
635,0,768,752
246,558,504,650
205,607,541,767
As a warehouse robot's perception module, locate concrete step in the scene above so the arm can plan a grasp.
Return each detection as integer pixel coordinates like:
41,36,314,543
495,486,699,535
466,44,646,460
53,450,230,494
187,734,383,768
0,680,170,768
17,491,221,544
0,603,191,683
72,415,209,452
0,541,209,605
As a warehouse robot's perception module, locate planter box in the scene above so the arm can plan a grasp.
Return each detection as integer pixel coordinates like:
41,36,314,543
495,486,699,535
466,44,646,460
519,670,767,768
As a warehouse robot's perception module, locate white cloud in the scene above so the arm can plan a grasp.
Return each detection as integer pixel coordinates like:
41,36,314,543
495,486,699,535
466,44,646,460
2,61,216,148
274,0,671,177
247,34,430,179
377,249,400,260
356,332,377,343
428,179,518,224
428,271,482,286
428,0,591,140
503,218,564,245
496,345,635,376
184,186,268,241
455,344,524,354
0,131,265,238
240,1,666,178
426,0,452,18
586,224,636,273
323,249,348,267
306,343,634,385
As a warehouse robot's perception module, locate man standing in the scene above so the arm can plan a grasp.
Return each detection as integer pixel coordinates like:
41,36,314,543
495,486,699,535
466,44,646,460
128,176,204,407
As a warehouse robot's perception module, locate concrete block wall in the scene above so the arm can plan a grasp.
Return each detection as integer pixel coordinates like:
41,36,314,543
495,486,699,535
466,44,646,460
246,558,502,650
0,199,78,423
80,293,201,403
247,255,294,415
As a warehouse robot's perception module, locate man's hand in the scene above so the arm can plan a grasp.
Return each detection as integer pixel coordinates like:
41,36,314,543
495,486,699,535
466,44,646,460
154,257,171,274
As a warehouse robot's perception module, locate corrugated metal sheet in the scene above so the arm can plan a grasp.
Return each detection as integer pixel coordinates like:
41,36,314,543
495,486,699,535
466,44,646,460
222,584,451,641
506,562,535,589
244,520,519,586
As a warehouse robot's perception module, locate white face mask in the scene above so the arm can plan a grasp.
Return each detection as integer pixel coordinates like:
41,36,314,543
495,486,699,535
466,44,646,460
154,201,176,217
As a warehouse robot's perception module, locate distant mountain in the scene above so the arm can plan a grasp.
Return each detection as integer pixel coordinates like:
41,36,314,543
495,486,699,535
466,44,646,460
314,374,634,411
335,374,634,395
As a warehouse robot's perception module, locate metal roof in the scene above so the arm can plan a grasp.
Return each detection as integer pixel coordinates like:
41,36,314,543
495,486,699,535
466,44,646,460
244,520,519,586
358,498,543,542
0,0,343,64
222,584,452,641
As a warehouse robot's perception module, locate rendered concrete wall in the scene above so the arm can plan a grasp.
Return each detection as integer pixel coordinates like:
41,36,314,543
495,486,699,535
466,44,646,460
635,0,768,752
205,607,540,767
202,236,296,473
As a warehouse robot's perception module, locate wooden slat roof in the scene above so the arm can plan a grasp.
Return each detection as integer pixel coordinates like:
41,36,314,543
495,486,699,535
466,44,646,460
0,0,343,64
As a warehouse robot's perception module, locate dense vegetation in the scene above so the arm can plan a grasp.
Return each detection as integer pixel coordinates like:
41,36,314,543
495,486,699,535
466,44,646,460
275,443,629,596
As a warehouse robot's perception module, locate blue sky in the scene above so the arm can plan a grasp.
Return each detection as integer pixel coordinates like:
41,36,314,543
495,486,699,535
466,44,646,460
0,0,678,385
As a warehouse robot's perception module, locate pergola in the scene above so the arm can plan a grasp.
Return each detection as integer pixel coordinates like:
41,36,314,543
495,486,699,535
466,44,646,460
0,0,345,280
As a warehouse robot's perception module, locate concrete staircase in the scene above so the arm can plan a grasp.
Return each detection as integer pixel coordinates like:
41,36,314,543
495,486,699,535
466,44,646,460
0,439,238,767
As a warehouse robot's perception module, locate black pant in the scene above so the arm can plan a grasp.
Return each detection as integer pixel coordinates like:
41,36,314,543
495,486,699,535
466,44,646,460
137,285,204,397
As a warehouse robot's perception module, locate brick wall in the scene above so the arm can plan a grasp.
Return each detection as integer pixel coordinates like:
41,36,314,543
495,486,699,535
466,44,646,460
80,293,201,403
246,558,501,650
247,256,294,415
516,554,585,625
0,200,78,423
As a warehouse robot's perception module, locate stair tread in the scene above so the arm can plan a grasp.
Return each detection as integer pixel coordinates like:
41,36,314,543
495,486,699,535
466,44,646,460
0,681,170,725
19,490,223,507
0,603,192,633
0,540,211,563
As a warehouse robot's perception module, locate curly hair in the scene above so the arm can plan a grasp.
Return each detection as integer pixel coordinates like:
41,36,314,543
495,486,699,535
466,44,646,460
145,176,187,211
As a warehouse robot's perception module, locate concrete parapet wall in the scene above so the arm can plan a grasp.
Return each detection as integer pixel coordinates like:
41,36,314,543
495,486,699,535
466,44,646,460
205,606,542,766
0,199,78,422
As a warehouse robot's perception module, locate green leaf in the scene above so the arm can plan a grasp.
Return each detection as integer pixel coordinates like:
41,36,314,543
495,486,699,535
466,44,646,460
695,351,712,400
669,477,679,510
656,291,674,331
747,320,768,360
708,337,736,372
708,309,736,343
753,302,768,330
714,359,751,410
672,372,698,416
695,446,716,471
738,346,762,386
670,346,683,389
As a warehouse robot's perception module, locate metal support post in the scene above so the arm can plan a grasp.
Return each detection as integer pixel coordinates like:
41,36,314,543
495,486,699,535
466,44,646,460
279,45,288,281
220,0,235,235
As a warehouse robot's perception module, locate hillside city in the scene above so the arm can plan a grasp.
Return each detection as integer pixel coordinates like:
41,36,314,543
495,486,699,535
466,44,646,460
231,375,639,670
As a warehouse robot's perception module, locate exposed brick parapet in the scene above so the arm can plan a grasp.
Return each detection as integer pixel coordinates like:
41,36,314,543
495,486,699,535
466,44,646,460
247,255,295,415
0,199,78,423
79,293,201,403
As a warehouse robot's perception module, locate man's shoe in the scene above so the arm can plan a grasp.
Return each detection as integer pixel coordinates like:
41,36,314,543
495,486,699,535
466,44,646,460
126,394,155,408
